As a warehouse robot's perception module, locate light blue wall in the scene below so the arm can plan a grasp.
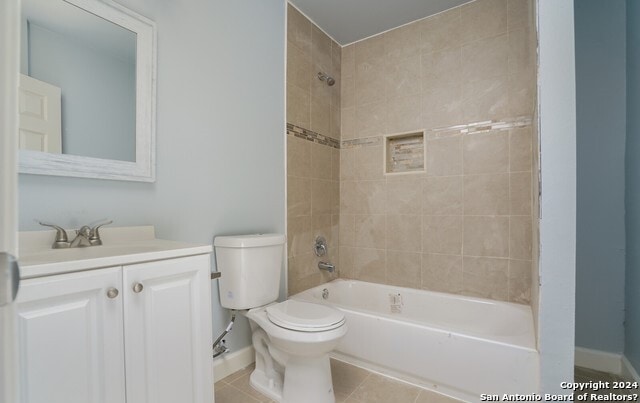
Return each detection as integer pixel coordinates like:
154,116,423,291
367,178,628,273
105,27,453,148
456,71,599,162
18,0,286,355
626,0,640,372
574,0,627,353
27,23,136,162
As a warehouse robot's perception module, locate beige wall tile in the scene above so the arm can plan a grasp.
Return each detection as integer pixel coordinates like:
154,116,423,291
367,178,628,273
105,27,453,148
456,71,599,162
287,135,310,176
311,179,333,215
354,247,386,283
288,252,317,281
287,84,310,129
355,145,384,180
421,47,462,92
385,22,421,60
313,213,332,247
310,96,330,136
355,215,386,249
386,55,421,99
386,179,423,214
342,44,355,79
386,251,422,287
422,84,464,129
330,105,341,140
340,148,356,181
508,72,535,117
312,25,332,71
342,75,356,109
386,215,422,252
462,75,508,122
287,176,311,218
331,148,340,181
341,107,356,140
310,142,332,179
387,94,422,133
463,216,509,257
339,214,356,247
421,253,463,294
356,101,387,138
507,0,533,31
460,0,508,44
287,5,311,57
462,256,509,300
338,246,355,278
419,7,462,53
340,180,358,214
356,180,387,214
508,28,534,79
426,136,463,176
288,215,312,257
463,173,509,215
508,258,532,304
355,34,385,64
461,34,508,83
423,215,462,254
423,176,463,215
510,216,532,259
287,42,311,92
510,127,533,171
355,58,387,106
510,172,532,215
463,131,509,174
331,180,340,215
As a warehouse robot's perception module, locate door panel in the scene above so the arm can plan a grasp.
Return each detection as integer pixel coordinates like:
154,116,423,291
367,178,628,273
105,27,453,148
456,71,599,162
123,254,213,403
0,0,21,401
16,267,125,403
18,74,62,153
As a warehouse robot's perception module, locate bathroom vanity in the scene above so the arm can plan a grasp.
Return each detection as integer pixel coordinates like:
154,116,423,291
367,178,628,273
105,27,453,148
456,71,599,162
16,226,213,403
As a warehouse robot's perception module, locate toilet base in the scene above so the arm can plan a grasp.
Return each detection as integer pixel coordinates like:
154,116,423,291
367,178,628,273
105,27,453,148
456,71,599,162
249,356,336,403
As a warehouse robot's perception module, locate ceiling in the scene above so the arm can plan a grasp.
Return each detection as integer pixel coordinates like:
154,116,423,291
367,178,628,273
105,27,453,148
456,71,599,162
289,0,473,46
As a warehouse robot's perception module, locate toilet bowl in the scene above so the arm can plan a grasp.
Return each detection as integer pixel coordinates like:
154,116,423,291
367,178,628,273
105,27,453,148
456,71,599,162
245,300,347,402
214,234,347,403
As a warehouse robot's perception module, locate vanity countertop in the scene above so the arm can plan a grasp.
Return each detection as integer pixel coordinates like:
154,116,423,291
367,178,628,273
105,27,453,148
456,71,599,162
18,226,212,279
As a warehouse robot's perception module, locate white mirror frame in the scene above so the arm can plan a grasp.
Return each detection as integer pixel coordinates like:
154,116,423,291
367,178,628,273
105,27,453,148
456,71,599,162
18,0,156,182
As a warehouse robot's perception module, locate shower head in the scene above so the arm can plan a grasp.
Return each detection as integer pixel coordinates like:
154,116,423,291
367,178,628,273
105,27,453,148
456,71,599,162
317,72,335,86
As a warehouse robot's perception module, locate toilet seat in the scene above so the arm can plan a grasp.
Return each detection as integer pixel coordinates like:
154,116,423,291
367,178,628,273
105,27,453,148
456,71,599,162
266,300,345,332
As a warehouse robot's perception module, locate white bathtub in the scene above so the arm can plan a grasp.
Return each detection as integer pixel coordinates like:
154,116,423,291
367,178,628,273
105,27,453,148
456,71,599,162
292,279,539,402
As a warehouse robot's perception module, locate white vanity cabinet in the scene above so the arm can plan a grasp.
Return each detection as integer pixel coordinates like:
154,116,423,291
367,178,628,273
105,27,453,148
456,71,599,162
16,246,213,403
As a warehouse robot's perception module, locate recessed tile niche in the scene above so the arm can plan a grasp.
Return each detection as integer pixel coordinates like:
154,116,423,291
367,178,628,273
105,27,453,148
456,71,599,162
384,131,426,175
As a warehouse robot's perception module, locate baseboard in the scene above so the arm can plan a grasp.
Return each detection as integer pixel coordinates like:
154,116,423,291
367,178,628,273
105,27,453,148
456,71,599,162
575,347,623,374
213,345,255,382
622,356,640,382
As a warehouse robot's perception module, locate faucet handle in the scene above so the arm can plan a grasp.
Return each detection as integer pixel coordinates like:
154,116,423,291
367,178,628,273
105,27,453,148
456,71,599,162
88,220,112,245
37,221,70,248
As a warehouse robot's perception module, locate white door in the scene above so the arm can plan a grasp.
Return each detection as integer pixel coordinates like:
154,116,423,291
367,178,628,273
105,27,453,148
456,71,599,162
18,74,62,153
123,255,213,403
0,0,21,402
15,267,126,403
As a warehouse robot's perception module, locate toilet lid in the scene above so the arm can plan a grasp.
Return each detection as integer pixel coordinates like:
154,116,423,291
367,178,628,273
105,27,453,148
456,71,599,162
266,300,345,332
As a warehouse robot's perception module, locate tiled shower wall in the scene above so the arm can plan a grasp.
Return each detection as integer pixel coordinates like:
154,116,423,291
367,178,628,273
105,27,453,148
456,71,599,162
338,0,538,303
286,5,341,295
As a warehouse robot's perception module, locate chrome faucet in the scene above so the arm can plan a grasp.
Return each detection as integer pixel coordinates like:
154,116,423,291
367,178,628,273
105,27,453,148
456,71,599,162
318,261,335,273
39,220,112,249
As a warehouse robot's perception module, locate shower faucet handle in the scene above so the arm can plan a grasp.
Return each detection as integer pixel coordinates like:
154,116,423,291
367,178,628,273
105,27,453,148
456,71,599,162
314,236,327,257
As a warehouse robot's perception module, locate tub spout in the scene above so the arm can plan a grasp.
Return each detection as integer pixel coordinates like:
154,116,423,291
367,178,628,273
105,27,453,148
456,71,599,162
318,261,335,273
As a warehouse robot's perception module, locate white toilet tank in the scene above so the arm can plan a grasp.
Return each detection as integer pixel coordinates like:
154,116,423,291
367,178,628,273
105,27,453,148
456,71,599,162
214,234,286,310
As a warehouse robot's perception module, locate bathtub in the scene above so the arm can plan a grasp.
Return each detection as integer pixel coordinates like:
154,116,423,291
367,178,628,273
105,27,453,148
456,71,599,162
292,279,539,402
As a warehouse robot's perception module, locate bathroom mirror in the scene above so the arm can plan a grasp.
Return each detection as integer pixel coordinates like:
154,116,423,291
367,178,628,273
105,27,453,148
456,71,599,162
18,0,156,182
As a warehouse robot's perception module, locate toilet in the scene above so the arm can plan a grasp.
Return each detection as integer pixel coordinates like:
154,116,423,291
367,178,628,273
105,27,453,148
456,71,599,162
214,234,347,403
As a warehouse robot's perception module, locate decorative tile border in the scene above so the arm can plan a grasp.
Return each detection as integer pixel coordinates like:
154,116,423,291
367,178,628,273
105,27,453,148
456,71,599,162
287,123,340,149
341,137,381,149
425,116,533,139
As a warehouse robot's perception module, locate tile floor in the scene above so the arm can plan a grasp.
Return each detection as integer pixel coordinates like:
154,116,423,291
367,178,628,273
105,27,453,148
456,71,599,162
214,362,639,403
214,359,459,403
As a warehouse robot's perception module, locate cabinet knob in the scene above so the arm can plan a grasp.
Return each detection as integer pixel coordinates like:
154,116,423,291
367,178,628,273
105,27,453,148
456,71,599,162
106,288,119,299
132,283,144,293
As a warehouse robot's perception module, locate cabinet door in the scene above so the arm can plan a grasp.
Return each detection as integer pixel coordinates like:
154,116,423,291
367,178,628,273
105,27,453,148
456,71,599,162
123,254,213,403
16,267,125,403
